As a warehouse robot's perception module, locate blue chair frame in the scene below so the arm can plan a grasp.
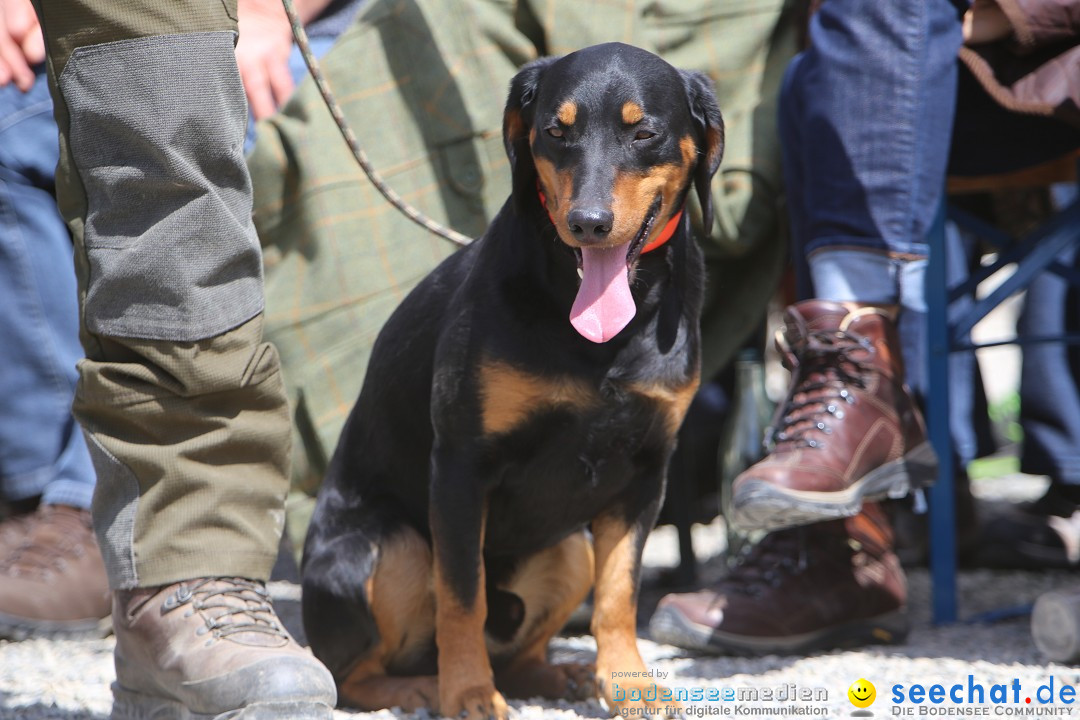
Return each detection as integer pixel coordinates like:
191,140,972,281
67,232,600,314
926,188,1080,624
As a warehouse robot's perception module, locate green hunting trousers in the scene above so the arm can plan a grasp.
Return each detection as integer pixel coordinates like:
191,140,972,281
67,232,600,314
34,0,290,588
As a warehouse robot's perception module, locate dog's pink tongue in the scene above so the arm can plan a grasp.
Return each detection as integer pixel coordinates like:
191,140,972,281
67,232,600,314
570,241,635,343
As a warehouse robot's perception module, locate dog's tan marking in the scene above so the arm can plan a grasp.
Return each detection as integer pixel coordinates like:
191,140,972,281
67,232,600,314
591,514,676,716
705,125,724,170
339,528,437,710
557,100,578,126
434,516,508,720
621,101,645,125
590,515,642,671
340,672,440,713
609,160,691,249
533,153,575,233
504,108,526,146
498,532,594,663
679,135,697,166
370,529,435,669
479,360,597,436
494,532,597,701
629,373,701,434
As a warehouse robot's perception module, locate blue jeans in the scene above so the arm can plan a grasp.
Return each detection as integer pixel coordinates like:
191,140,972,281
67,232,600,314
780,0,963,275
778,0,980,464
1018,233,1080,486
0,66,96,509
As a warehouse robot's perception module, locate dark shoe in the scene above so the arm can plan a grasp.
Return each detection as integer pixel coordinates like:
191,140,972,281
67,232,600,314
732,300,935,531
649,503,908,655
0,504,111,639
888,469,981,567
111,577,336,720
965,483,1080,569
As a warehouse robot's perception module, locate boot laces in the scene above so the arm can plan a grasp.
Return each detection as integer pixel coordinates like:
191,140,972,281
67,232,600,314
165,578,287,640
722,528,810,597
768,326,874,450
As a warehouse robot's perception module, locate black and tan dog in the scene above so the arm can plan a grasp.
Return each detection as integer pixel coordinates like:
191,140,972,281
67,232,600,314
301,42,724,720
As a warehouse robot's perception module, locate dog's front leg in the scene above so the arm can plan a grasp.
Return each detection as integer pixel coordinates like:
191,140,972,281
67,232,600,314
430,449,508,720
592,508,677,718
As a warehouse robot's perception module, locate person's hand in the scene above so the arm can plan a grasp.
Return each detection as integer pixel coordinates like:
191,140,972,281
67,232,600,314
236,0,296,120
0,0,44,92
963,0,1013,45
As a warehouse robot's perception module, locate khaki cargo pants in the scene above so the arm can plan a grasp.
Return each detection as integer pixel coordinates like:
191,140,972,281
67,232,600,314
32,0,289,588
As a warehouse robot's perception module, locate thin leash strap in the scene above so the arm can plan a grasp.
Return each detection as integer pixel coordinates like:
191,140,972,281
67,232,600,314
280,0,473,248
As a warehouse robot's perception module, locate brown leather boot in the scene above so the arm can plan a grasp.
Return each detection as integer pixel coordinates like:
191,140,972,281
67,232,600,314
111,577,336,719
732,300,935,531
0,504,111,639
649,503,908,655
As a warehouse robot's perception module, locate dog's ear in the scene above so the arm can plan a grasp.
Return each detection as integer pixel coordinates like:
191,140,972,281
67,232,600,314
681,70,724,235
504,56,559,214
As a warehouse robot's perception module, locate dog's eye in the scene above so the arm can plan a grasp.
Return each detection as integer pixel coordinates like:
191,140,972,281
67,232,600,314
546,127,565,139
634,130,657,141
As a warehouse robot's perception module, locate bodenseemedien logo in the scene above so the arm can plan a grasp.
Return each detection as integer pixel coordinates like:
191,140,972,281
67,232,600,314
603,678,830,717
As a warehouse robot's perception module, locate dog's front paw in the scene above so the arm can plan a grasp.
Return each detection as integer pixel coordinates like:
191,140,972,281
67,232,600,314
597,666,681,719
442,682,509,720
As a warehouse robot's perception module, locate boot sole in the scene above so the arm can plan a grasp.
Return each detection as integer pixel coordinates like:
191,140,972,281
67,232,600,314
648,604,909,656
111,684,334,720
732,441,938,532
0,610,112,641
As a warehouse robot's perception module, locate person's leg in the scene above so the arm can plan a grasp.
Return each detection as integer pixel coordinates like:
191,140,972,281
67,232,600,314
32,0,334,715
1018,244,1080,491
0,65,110,638
947,73,1080,571
0,68,94,512
35,1,288,586
732,0,963,530
969,239,1080,570
798,0,962,271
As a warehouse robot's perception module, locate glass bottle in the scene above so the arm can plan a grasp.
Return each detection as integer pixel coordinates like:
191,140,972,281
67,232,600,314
718,347,773,564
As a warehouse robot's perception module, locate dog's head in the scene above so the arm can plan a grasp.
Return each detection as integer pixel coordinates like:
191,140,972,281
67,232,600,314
502,42,723,343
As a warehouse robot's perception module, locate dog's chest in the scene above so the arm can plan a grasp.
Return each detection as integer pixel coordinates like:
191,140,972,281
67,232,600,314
475,368,695,555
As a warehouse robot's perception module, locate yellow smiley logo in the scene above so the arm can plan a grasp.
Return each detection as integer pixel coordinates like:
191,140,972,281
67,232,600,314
848,679,876,708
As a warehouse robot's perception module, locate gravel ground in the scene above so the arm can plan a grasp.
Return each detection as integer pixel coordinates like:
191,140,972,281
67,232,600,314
3,475,1076,720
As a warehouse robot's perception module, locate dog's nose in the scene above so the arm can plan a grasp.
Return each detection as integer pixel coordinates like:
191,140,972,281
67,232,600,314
567,207,614,242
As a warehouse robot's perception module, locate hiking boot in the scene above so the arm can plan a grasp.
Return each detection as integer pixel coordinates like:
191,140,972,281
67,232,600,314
111,577,336,720
732,300,935,531
649,503,908,655
0,504,111,639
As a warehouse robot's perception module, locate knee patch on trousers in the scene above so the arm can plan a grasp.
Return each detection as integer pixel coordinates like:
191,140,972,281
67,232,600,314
58,31,263,342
